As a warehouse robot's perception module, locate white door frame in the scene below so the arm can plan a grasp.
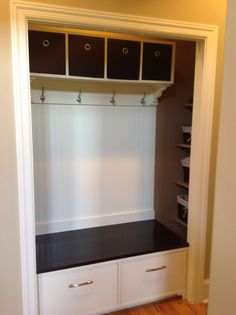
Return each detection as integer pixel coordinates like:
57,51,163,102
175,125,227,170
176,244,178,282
10,1,218,314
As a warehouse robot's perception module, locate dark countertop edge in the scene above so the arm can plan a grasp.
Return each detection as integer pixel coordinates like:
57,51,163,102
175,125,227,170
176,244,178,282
37,244,189,274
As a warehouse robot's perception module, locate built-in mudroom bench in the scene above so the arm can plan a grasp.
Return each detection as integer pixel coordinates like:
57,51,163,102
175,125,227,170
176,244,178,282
28,23,195,315
36,220,188,315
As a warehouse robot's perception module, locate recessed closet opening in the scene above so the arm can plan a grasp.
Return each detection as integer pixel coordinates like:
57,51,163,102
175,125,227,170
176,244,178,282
29,22,196,314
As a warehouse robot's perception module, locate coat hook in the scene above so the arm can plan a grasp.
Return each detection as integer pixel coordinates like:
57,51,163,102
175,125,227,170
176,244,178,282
140,91,147,106
76,90,82,103
40,87,46,103
110,90,116,105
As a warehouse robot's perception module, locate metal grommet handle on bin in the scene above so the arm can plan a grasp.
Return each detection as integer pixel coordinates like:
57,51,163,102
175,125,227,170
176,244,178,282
84,43,92,51
154,50,161,58
42,40,50,47
122,47,129,55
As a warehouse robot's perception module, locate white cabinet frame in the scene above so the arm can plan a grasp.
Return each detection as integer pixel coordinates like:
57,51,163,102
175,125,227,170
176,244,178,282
10,1,218,314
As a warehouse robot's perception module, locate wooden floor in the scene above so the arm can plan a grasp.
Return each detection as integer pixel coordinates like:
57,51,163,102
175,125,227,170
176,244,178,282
107,299,208,315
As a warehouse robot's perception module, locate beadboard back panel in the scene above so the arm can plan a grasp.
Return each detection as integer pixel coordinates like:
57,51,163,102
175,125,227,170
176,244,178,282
31,88,156,234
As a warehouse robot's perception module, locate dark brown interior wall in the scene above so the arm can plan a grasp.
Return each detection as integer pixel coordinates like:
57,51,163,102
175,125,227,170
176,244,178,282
154,40,196,240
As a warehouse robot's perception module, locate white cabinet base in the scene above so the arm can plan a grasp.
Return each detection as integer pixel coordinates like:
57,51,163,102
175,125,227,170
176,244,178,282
38,262,118,315
38,248,188,315
120,249,187,307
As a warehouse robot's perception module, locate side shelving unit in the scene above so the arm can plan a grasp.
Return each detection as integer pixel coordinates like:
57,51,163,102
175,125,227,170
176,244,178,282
174,101,192,228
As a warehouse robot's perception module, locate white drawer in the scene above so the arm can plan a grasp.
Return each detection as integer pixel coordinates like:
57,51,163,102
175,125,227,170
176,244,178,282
38,261,118,315
120,249,188,306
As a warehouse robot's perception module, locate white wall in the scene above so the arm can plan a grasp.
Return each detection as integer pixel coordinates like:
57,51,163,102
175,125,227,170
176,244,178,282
0,1,23,314
208,0,236,314
31,81,156,234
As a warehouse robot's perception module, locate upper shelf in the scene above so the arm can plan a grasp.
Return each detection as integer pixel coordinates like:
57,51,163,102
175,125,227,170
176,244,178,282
28,27,175,86
30,72,172,87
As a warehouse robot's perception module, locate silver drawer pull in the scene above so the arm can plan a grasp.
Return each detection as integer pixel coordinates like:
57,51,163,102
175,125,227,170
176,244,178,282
68,280,93,288
146,266,166,272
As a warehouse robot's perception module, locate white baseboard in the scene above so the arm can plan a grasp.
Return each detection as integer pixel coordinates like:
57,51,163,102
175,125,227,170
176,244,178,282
36,209,155,235
202,279,210,302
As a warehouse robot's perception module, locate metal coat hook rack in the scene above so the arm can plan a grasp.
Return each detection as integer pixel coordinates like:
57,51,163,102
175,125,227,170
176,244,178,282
31,87,157,107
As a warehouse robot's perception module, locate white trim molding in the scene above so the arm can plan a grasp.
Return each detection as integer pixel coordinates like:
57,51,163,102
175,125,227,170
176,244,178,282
36,209,155,235
202,279,210,302
10,1,218,314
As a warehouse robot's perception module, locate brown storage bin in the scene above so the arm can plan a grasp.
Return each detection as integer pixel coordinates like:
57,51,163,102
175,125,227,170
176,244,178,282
142,42,172,81
107,38,140,80
28,30,66,75
69,34,105,78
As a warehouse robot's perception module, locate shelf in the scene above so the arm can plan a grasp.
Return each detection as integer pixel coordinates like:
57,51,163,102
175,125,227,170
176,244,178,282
172,217,187,228
177,195,189,208
184,103,193,110
30,72,172,87
29,26,175,87
176,144,191,150
175,181,189,189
